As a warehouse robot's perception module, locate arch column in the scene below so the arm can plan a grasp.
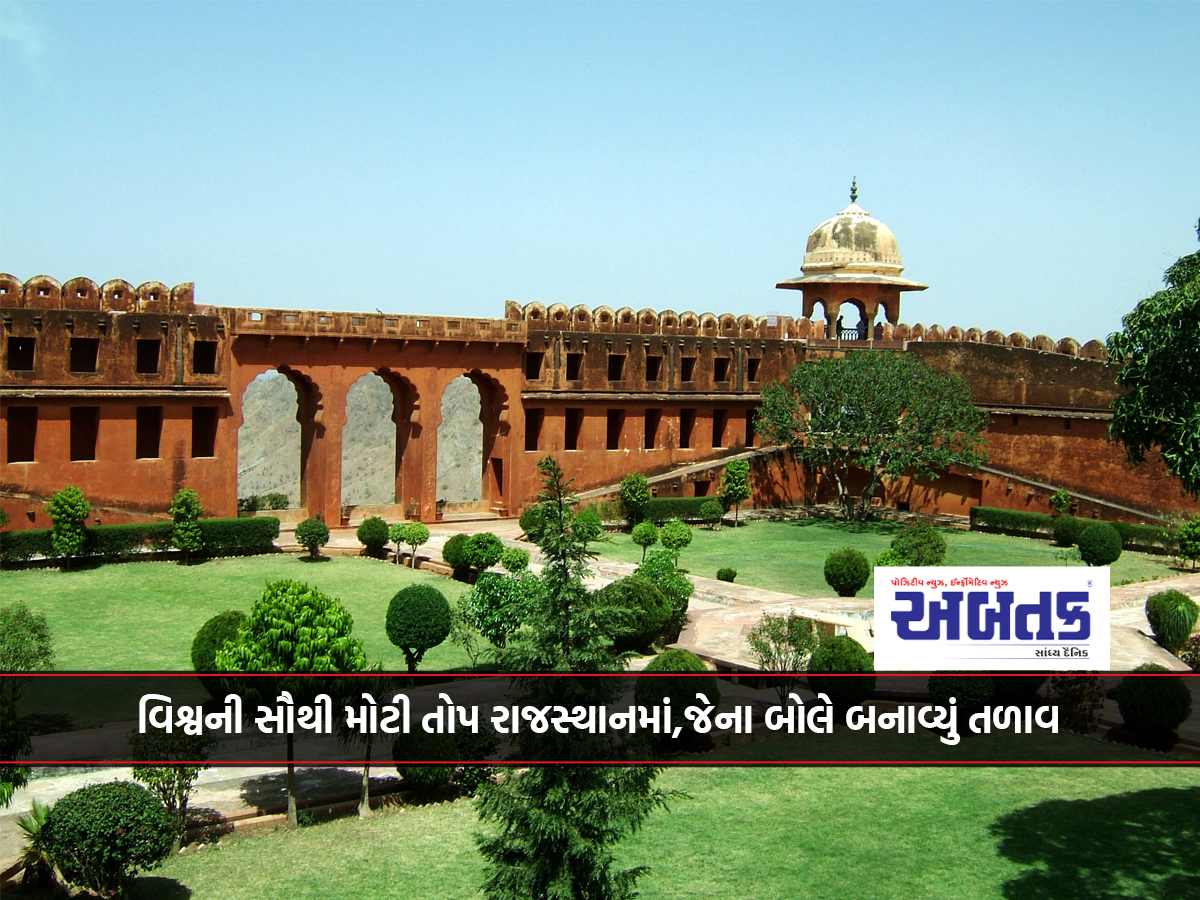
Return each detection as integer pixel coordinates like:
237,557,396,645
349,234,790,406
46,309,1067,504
296,369,347,525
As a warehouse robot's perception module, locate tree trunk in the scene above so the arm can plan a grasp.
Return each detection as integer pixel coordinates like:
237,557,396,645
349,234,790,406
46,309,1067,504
359,745,372,818
410,545,417,569
286,732,298,828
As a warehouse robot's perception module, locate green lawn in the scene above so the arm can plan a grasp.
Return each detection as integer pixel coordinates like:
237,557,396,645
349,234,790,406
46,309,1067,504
595,519,1179,597
6,555,474,728
124,767,1200,900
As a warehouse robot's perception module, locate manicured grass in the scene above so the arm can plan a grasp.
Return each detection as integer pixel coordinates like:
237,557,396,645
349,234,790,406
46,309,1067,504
595,519,1179,597
127,767,1200,900
7,555,474,727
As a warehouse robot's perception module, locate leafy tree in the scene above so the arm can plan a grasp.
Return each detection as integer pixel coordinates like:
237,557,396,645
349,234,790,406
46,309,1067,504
500,546,530,573
295,517,330,560
391,521,430,568
0,507,10,529
1049,489,1073,515
169,488,204,564
461,571,541,648
659,518,693,552
356,515,391,556
636,548,695,645
334,664,396,817
756,351,988,520
619,472,652,523
631,521,659,562
385,584,452,672
890,522,947,566
190,609,246,699
572,508,605,550
1107,236,1200,498
0,695,31,808
215,579,366,827
1176,515,1200,570
0,600,55,707
721,458,752,525
467,532,506,570
699,499,724,529
475,456,675,900
47,485,91,565
747,610,821,705
128,729,214,841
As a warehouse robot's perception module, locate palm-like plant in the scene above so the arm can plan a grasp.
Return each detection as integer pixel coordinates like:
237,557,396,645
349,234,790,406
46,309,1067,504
16,798,56,887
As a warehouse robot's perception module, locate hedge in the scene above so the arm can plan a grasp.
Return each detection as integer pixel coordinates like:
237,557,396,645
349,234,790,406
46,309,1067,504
0,517,279,566
641,496,729,524
970,506,1176,554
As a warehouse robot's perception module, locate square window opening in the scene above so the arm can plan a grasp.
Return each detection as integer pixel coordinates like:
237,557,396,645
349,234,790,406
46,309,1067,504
606,409,624,450
136,406,163,459
680,409,696,449
6,406,37,462
565,408,584,451
525,352,545,381
714,358,730,382
525,408,544,452
644,408,661,450
70,406,100,461
69,338,99,373
747,358,760,382
694,480,711,497
712,409,728,448
645,354,663,382
192,406,219,457
6,337,35,371
135,339,161,374
566,353,584,381
607,354,626,381
681,356,697,382
193,341,218,375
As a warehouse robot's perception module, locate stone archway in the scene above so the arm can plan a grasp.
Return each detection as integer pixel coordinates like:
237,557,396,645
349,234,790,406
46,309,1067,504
237,369,302,508
437,376,484,506
341,373,399,506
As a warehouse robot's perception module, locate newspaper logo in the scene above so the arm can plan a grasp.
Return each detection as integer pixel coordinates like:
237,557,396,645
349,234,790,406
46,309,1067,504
873,567,1110,670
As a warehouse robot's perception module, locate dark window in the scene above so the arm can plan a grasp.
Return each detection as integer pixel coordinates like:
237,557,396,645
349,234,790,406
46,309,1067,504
896,500,911,513
746,358,760,382
1012,415,1019,426
645,354,662,381
70,407,100,461
193,341,218,375
192,406,219,457
525,408,544,452
713,358,730,382
607,354,625,381
644,408,661,449
680,409,696,449
136,339,161,374
565,408,583,451
694,480,711,497
680,356,697,382
606,409,624,450
712,409,728,448
69,338,100,373
745,409,756,446
525,352,544,381
6,337,35,371
136,406,163,459
566,353,583,381
1064,419,1071,431
6,406,37,462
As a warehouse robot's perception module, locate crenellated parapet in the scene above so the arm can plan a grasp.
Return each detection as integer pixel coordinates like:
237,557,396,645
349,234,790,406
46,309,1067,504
0,274,196,314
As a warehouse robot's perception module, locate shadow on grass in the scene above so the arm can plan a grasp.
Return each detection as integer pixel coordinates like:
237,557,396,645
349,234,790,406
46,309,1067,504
786,517,903,535
990,786,1200,900
238,767,369,811
128,876,194,899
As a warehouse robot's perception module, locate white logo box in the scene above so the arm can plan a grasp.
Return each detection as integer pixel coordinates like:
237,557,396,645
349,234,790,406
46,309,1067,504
873,567,1110,671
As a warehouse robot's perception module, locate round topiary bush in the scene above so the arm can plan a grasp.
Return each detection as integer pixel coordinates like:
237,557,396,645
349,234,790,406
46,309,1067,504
659,518,693,552
824,548,870,597
928,674,994,716
518,505,545,541
631,521,660,561
573,509,604,545
295,517,330,561
890,523,947,566
699,499,724,529
1115,663,1193,736
465,532,505,571
1052,514,1084,547
873,547,910,567
716,567,737,583
1078,522,1122,566
356,516,390,556
1145,589,1200,655
500,546,530,573
596,576,672,652
40,781,174,897
386,584,452,672
393,729,458,789
807,636,876,707
634,648,721,730
441,533,471,578
190,610,247,698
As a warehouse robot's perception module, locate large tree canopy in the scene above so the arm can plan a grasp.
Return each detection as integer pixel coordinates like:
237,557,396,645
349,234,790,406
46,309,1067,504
1107,234,1200,498
756,350,989,519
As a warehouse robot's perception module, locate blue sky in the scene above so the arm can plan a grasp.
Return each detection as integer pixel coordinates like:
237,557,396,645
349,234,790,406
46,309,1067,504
2,2,1197,340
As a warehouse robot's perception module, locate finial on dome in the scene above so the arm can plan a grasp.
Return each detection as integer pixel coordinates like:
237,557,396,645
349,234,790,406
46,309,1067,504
850,177,858,204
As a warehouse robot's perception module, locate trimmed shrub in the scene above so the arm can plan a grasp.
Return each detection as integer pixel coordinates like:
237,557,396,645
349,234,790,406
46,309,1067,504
890,523,947,566
969,506,1054,538
716,567,737,583
619,473,652,523
191,610,247,698
631,521,659,562
264,492,290,510
807,636,875,707
824,548,870,597
390,521,430,568
500,546,530,573
634,648,720,721
1052,514,1084,547
453,722,501,795
386,584,452,672
518,505,545,541
636,549,694,645
295,518,330,560
169,488,204,562
40,781,174,897
1115,663,1193,736
465,532,505,571
1047,675,1106,734
441,533,471,577
873,547,910,567
238,495,262,513
1078,522,1122,566
356,516,391,556
699,499,724,529
199,517,279,557
461,572,539,648
573,509,604,546
89,522,173,561
1178,515,1200,568
1179,634,1200,671
641,496,728,524
928,674,994,716
595,576,672,652
1145,589,1199,655
393,729,457,789
660,518,693,552
1109,521,1177,555
47,486,91,562
989,675,1048,705
0,528,54,564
